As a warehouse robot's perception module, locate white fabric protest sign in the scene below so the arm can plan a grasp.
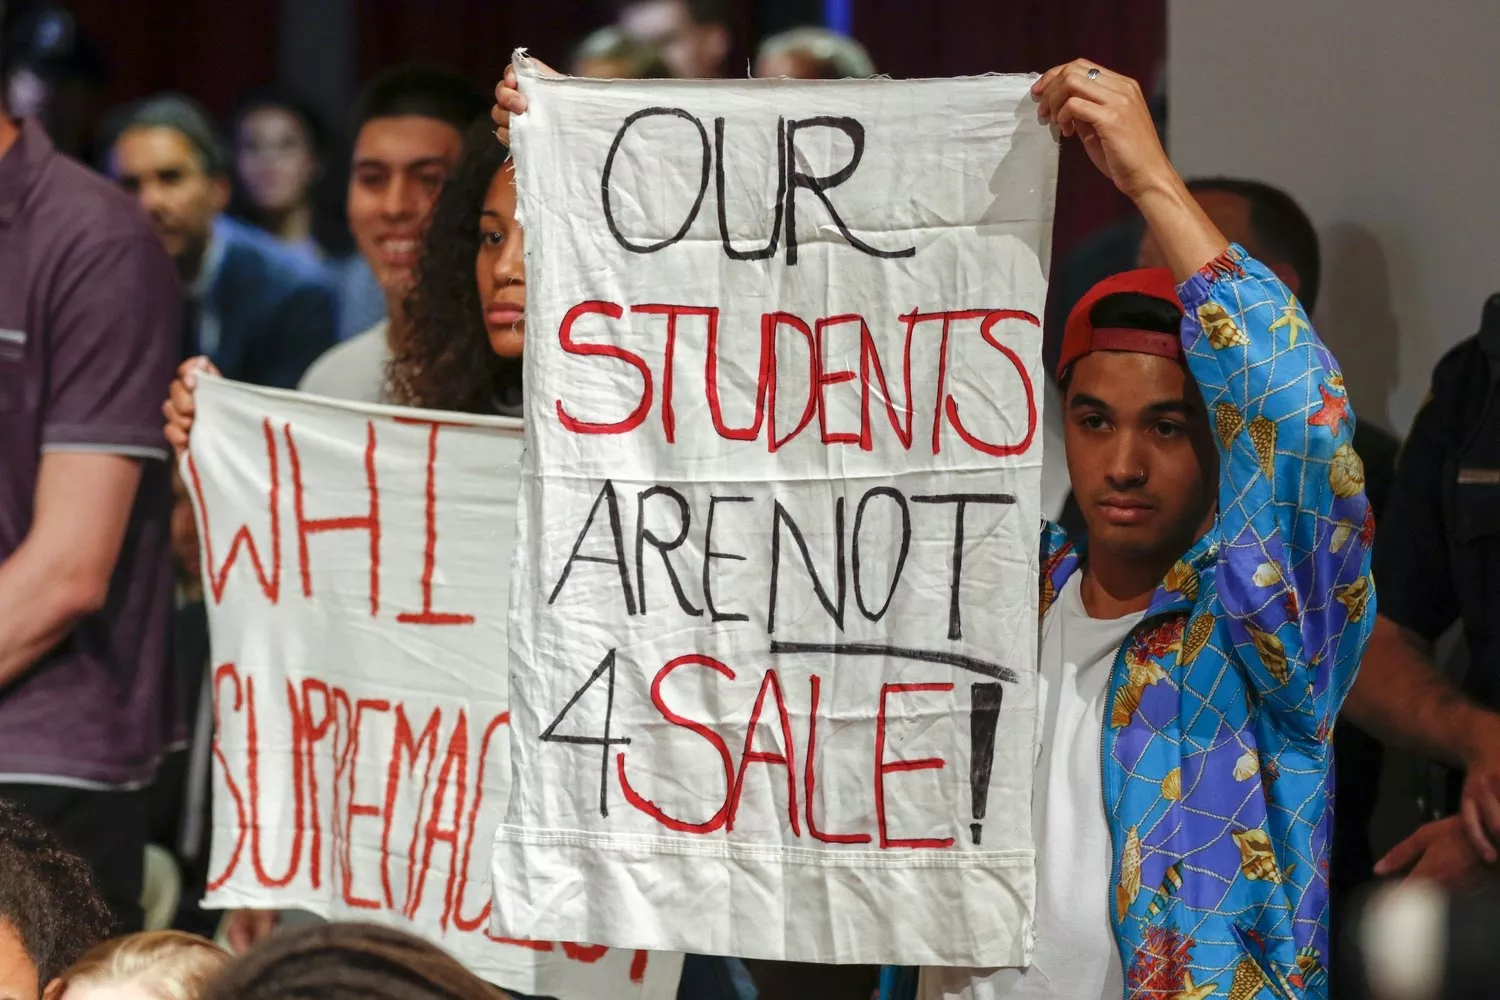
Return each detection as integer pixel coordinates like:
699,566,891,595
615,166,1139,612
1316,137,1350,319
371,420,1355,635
493,57,1058,966
187,376,682,999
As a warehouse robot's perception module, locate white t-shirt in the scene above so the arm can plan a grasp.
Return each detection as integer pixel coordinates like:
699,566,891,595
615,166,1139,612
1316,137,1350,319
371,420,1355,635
297,319,393,403
920,573,1141,1000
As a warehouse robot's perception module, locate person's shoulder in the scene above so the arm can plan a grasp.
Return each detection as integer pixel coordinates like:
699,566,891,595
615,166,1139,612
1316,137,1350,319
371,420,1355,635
320,324,387,363
31,153,166,254
1430,333,1488,385
219,217,335,296
1417,333,1494,429
298,323,389,396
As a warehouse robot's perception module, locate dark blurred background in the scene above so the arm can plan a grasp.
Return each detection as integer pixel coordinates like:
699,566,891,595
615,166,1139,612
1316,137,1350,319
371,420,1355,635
2,0,1163,267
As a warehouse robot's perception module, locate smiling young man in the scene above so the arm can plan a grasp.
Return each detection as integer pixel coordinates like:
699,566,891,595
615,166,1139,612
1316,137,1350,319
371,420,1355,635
166,67,485,438
294,65,487,404
910,61,1375,1000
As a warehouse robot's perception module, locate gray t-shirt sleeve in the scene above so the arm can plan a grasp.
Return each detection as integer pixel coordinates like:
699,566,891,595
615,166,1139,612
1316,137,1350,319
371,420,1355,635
43,230,181,459
296,324,391,404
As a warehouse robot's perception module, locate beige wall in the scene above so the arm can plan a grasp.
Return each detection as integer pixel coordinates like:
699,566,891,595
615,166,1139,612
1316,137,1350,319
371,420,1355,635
1167,1,1500,433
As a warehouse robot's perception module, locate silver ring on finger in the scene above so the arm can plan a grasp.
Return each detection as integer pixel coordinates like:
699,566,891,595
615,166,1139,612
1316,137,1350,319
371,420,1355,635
1087,67,1101,81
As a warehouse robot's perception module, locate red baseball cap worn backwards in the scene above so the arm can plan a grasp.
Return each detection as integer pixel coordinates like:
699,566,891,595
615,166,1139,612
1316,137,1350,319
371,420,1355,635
1057,268,1185,382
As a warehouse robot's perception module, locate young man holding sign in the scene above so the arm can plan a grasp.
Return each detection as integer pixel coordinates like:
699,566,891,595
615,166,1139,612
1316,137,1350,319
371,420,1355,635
916,63,1372,998
492,53,1369,1000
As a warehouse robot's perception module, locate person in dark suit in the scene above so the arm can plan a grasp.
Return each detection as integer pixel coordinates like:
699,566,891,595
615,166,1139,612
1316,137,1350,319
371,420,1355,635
104,93,336,389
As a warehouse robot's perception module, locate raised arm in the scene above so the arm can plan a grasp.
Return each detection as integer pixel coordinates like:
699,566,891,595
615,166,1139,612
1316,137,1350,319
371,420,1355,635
1036,60,1373,739
1180,246,1372,737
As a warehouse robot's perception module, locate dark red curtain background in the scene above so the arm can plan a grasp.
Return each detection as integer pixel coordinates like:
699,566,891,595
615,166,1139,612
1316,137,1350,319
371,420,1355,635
67,0,276,119
353,0,756,93
51,0,1161,258
353,0,1163,259
852,0,1166,259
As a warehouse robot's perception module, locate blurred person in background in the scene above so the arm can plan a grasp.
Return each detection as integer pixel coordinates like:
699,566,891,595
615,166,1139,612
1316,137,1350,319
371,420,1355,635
103,94,337,389
389,118,524,414
201,923,507,1000
0,3,107,161
753,27,874,79
617,0,729,79
228,88,386,342
0,24,179,931
570,26,670,79
0,798,115,1000
52,931,229,1000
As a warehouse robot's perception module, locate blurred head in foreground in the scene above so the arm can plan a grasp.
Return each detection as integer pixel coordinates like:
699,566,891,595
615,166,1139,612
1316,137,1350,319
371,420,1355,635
52,932,229,1000
200,923,501,1000
571,26,670,78
616,0,730,78
754,26,874,79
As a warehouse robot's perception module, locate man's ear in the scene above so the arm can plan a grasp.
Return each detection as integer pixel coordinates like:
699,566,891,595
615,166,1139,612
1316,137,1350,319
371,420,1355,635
209,173,231,215
1267,261,1301,299
43,976,64,1000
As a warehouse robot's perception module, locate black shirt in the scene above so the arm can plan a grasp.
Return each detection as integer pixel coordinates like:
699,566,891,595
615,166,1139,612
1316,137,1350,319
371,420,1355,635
1372,332,1500,706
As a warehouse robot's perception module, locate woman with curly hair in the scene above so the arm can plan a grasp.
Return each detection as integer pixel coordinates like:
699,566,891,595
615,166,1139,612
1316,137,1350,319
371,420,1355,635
389,118,524,415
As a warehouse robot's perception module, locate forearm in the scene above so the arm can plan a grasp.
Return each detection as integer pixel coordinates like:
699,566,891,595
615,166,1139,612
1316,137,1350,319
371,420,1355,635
0,452,144,686
1343,618,1500,769
1133,174,1229,283
0,539,105,685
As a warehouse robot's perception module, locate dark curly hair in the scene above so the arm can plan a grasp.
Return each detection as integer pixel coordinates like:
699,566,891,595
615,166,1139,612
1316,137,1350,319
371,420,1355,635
0,797,115,984
389,118,519,414
202,922,502,1000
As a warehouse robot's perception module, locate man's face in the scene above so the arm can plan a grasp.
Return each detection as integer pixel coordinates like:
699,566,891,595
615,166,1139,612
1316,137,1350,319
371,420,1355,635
619,0,728,78
109,126,227,264
346,115,463,303
0,918,39,1000
1138,189,1251,271
1063,350,1218,562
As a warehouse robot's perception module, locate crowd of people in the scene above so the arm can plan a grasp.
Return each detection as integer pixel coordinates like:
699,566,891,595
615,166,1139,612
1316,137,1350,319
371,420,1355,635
2,0,1499,998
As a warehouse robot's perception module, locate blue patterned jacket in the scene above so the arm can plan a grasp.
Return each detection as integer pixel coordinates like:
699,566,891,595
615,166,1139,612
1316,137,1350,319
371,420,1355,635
886,246,1375,1000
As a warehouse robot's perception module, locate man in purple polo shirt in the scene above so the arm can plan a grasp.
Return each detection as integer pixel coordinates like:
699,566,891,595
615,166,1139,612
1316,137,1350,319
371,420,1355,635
0,16,179,932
